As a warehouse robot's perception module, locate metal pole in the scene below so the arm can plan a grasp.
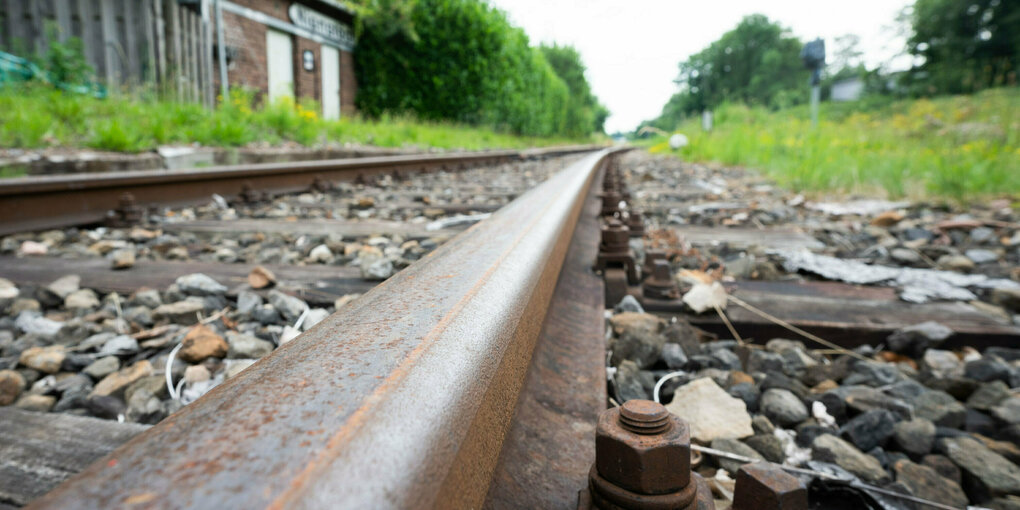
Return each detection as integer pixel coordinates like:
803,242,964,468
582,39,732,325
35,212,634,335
810,84,820,128
215,0,228,103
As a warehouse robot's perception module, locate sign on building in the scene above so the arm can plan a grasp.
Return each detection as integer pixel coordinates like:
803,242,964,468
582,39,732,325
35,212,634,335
289,4,355,50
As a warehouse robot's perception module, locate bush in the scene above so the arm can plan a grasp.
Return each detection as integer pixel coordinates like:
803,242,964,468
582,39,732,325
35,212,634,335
353,0,595,137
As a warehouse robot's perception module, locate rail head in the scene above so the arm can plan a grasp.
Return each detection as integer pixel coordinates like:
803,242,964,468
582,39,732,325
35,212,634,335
27,147,625,510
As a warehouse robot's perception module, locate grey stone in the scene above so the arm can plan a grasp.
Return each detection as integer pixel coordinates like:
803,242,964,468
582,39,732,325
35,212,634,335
46,275,80,299
302,308,330,331
966,248,1000,264
744,434,786,463
891,418,936,458
746,349,785,374
728,382,760,413
893,459,969,509
843,360,900,387
760,388,809,427
992,397,1020,425
14,311,63,338
64,289,100,311
132,289,162,309
253,304,281,325
886,321,952,357
613,360,653,402
268,290,309,323
360,257,394,280
938,436,1020,501
710,437,764,474
891,248,922,265
812,434,890,484
915,390,966,428
967,381,1011,411
152,300,204,325
226,331,275,359
840,409,896,452
174,273,227,296
923,349,964,379
966,358,1012,384
970,227,996,243
884,379,927,400
608,313,665,369
613,294,645,314
236,290,263,316
83,356,120,379
661,343,688,369
97,335,139,356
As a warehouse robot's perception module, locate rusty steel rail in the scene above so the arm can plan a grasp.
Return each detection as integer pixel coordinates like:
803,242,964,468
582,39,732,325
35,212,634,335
0,145,601,236
28,147,625,510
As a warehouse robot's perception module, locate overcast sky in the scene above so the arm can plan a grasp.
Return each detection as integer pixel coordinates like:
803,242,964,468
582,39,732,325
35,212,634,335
489,0,914,133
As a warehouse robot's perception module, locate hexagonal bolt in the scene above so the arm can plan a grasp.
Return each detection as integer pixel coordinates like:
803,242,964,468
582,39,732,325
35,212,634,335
643,259,679,300
593,400,693,496
626,210,645,238
642,250,667,278
601,190,623,217
731,463,807,510
600,219,631,255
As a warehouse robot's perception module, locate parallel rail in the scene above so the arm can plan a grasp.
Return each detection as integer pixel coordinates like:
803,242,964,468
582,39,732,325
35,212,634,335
27,148,626,509
0,145,600,236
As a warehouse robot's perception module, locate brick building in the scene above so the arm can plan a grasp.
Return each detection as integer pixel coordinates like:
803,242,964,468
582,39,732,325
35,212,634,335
219,0,357,118
0,0,358,117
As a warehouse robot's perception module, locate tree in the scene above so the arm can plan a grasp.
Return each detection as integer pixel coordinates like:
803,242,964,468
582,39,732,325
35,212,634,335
540,44,608,134
643,14,806,130
906,0,1019,94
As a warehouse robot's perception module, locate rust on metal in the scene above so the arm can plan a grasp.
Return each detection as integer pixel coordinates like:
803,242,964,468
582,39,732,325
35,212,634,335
104,192,144,228
582,400,711,510
626,209,646,238
28,148,624,510
642,259,680,301
0,146,599,236
596,217,639,307
483,158,608,509
642,250,667,281
601,190,624,217
731,463,807,510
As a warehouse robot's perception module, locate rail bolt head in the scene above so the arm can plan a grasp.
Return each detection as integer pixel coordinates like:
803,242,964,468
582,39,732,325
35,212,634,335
731,463,807,510
595,400,691,495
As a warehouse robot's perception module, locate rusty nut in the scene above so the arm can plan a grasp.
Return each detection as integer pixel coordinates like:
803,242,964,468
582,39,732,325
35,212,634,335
595,400,691,495
731,462,807,510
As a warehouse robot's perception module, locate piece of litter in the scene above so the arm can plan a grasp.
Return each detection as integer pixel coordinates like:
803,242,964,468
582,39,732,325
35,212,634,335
682,281,728,313
426,213,491,231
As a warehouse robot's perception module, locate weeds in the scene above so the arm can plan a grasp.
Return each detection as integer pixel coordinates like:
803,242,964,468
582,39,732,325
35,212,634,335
644,88,1019,201
0,85,591,154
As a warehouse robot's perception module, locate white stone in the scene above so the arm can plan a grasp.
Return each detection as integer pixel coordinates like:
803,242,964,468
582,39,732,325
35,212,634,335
665,377,753,442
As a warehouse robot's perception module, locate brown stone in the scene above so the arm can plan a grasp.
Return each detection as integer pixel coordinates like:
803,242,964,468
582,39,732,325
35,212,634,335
871,210,904,227
893,459,969,509
19,345,67,374
91,360,153,398
811,379,840,393
728,371,754,386
248,265,277,289
178,325,229,363
14,394,56,412
0,369,27,405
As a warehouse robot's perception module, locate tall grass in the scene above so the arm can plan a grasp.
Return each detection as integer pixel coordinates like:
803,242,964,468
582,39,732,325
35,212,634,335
645,88,1019,201
0,86,593,153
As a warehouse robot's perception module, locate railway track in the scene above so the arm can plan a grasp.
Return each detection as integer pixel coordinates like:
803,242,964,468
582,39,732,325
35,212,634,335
0,145,597,236
1,147,1018,509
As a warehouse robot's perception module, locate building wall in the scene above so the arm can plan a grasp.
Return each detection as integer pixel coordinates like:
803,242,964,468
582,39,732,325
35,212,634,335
340,49,357,113
217,0,355,113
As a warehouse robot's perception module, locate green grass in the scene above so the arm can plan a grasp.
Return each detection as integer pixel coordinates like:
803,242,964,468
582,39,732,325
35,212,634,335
642,88,1019,201
0,85,594,154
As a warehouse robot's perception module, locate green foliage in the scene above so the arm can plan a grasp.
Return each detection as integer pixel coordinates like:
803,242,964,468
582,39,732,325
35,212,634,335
353,0,602,136
641,88,1019,201
642,14,806,131
37,23,94,86
0,84,589,155
905,0,1019,95
540,43,609,135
